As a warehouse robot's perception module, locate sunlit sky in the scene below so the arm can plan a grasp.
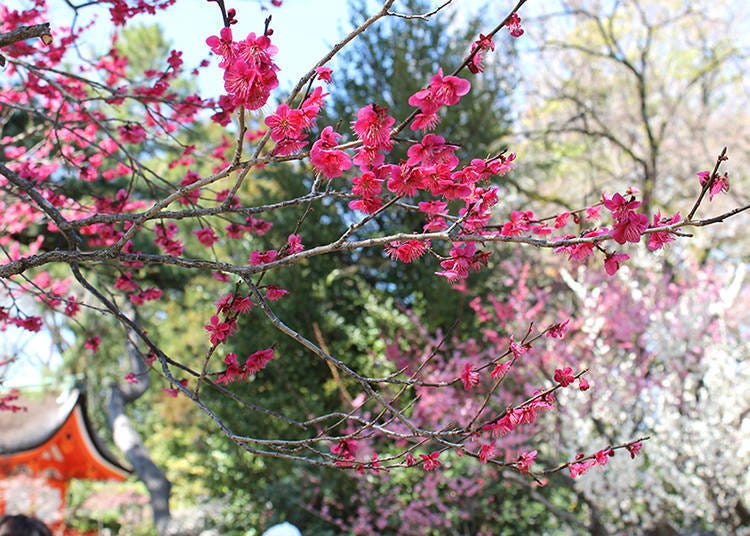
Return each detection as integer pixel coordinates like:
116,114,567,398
155,0,353,96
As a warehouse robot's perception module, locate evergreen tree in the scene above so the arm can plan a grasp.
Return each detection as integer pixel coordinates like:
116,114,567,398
323,0,518,329
137,2,524,532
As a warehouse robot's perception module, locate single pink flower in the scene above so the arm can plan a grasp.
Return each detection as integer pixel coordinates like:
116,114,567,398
554,212,571,228
194,227,219,247
410,111,441,131
163,379,188,398
602,192,640,220
506,12,524,38
301,86,328,119
315,66,333,83
125,372,139,384
604,252,630,275
118,124,147,144
490,360,511,379
331,439,358,464
647,210,681,251
265,103,307,142
217,352,243,384
478,442,495,463
509,337,530,359
265,285,289,301
698,170,730,201
249,249,278,266
205,315,234,345
626,441,643,459
460,362,480,390
585,205,602,220
517,450,537,474
595,448,613,466
429,68,471,107
546,320,569,339
554,366,575,387
352,103,394,151
286,234,304,254
569,459,596,479
611,211,649,244
310,126,352,178
245,348,274,374
351,171,383,198
387,165,427,196
385,240,428,263
348,197,383,214
84,335,101,353
206,27,235,62
420,451,441,471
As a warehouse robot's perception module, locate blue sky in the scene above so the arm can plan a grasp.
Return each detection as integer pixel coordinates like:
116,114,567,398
139,0,354,96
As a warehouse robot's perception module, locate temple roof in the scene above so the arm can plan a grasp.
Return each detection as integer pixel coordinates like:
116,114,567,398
0,390,78,454
0,389,131,480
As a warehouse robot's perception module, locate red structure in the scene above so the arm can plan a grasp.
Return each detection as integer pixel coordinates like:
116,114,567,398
0,389,130,531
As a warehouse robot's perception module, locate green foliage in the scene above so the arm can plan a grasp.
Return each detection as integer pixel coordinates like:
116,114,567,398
116,24,172,75
66,480,152,535
321,0,518,330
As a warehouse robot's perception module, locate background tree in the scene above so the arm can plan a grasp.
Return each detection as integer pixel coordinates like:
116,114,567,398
445,251,750,533
323,0,518,328
516,0,750,224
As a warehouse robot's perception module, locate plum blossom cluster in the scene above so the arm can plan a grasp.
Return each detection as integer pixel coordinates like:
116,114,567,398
408,68,471,131
216,348,275,384
114,272,163,306
466,33,495,74
0,389,24,413
480,392,556,439
541,188,683,275
206,25,279,111
204,291,255,346
264,86,328,156
197,292,277,385
450,252,750,532
339,75,517,284
0,308,43,333
436,242,491,282
108,0,176,26
0,0,220,358
348,127,515,278
568,442,643,479
697,169,730,201
2,272,82,325
351,103,395,170
604,192,649,245
325,315,597,476
311,126,353,178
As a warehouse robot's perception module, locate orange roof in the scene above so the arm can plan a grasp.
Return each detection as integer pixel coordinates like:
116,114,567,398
0,390,130,481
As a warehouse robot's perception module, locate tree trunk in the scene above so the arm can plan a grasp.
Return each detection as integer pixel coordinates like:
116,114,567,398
106,327,172,535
